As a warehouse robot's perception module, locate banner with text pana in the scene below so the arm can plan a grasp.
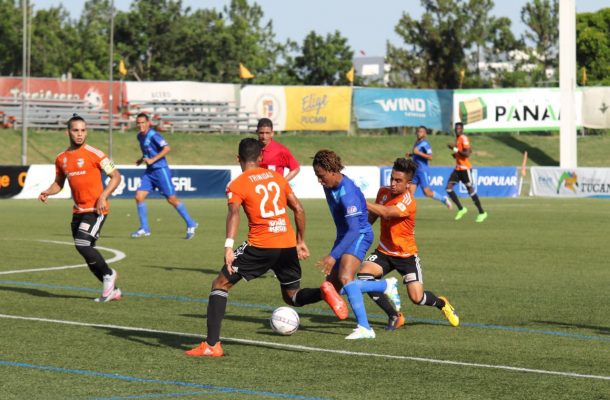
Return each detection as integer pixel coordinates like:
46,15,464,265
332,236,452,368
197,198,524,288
530,167,610,198
453,88,583,132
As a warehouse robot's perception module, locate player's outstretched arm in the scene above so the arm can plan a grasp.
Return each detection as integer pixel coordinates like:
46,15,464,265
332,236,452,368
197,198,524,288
224,203,241,273
366,201,405,219
38,176,65,203
287,192,309,259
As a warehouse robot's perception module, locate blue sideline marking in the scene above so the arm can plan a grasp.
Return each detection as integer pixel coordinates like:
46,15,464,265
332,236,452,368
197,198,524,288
91,390,222,399
0,360,329,400
0,279,608,342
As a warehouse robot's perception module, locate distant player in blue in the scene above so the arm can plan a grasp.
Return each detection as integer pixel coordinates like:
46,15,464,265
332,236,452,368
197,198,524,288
313,149,400,340
407,125,452,209
131,113,198,239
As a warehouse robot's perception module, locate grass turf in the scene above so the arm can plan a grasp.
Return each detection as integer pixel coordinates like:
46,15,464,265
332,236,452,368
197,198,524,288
0,197,609,399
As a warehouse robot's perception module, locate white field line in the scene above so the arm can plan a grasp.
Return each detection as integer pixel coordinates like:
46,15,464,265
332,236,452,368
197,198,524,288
0,240,126,275
1,313,608,382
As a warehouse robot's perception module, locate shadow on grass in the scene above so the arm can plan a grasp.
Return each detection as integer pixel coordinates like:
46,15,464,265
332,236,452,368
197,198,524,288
0,286,91,300
97,326,194,350
143,265,224,275
533,320,609,336
490,134,558,166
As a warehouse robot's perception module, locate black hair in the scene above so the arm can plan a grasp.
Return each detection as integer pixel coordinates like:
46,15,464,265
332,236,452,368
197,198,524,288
393,157,417,180
417,125,427,132
239,138,262,162
67,113,86,129
136,112,150,121
312,149,344,173
455,122,464,128
257,118,273,131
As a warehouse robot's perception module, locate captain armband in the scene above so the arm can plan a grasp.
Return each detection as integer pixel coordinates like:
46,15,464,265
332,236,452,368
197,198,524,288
100,158,117,174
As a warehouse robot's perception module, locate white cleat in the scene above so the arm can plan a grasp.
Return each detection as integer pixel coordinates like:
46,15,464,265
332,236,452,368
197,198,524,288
94,288,122,303
131,228,150,238
444,197,453,210
185,223,198,240
345,325,376,340
384,277,401,311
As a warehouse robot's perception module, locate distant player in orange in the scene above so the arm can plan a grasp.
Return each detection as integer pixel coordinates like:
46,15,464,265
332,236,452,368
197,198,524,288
186,138,346,357
445,122,487,222
38,114,123,302
362,158,459,328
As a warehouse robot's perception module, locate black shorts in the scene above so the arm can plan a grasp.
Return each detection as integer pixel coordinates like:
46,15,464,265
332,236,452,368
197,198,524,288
448,169,474,188
70,213,106,244
365,250,423,284
222,242,301,289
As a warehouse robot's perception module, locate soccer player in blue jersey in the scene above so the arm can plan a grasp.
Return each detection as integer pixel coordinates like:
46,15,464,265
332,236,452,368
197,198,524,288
407,126,452,209
313,149,400,340
131,113,198,239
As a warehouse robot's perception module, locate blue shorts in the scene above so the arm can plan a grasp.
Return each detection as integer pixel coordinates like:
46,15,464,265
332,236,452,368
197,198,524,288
331,230,374,270
138,167,175,197
412,167,431,189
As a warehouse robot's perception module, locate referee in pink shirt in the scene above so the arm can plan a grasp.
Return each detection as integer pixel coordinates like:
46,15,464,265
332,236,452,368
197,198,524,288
256,118,300,182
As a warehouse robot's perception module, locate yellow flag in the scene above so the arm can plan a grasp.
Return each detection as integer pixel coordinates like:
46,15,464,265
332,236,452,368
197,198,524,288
581,67,587,86
345,66,354,83
119,59,127,77
239,63,254,79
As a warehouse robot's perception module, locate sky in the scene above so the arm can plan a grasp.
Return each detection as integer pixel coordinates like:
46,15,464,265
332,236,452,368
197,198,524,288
33,0,610,57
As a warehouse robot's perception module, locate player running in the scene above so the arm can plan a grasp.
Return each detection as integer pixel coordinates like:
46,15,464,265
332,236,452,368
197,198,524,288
362,157,459,329
185,139,346,357
407,125,452,209
131,113,198,239
38,114,122,302
313,149,400,340
446,122,487,222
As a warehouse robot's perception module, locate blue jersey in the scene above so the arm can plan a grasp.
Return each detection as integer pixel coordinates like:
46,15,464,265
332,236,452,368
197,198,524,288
137,128,169,170
323,175,373,261
412,139,432,169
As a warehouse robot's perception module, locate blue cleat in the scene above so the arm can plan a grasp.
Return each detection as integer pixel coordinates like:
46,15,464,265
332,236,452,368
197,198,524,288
185,223,199,240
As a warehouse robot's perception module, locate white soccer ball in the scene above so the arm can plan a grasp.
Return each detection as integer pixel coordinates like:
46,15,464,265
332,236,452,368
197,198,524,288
270,306,300,335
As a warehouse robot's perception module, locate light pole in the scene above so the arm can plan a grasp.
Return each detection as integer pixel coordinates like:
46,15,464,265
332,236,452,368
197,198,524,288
21,0,28,166
108,0,115,159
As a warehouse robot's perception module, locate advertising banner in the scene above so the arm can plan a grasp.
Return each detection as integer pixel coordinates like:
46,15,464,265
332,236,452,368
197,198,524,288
288,166,379,199
453,88,582,132
380,166,519,197
582,87,610,129
0,166,29,198
530,167,610,198
240,85,287,130
284,86,351,131
109,167,231,199
125,81,239,104
354,88,453,132
0,77,124,113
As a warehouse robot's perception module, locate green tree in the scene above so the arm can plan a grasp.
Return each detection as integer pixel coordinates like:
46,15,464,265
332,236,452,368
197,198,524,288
29,6,79,78
521,0,559,72
0,0,22,76
293,30,353,85
577,8,610,85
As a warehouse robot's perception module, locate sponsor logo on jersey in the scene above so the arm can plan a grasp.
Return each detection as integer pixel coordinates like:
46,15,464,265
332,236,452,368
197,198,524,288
77,158,85,168
268,218,288,233
68,170,87,177
346,205,358,215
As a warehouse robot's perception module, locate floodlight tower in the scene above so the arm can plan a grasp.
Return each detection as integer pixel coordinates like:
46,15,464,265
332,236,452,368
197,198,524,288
559,0,577,168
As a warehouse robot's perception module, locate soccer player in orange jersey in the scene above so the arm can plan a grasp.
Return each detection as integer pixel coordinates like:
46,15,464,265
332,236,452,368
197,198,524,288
445,122,487,222
185,138,345,357
361,158,460,329
38,115,123,302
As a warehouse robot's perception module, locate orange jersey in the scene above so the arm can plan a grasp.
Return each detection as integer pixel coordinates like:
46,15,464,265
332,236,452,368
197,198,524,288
375,187,418,258
455,134,472,170
55,144,116,214
226,167,296,248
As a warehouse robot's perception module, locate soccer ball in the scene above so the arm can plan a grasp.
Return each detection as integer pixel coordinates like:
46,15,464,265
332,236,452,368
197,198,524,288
269,306,299,335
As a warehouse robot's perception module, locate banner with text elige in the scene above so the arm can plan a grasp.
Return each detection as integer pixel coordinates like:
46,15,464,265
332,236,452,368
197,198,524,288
284,86,352,131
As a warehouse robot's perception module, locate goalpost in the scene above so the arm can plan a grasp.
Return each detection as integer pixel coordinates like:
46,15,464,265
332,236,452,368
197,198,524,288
559,0,577,168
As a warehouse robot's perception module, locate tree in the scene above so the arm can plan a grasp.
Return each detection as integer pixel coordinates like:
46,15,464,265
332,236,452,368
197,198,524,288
293,30,353,85
0,0,22,76
521,0,559,72
577,8,610,85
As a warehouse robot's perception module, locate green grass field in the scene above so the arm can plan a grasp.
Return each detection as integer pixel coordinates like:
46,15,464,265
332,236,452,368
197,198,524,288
1,198,609,399
2,128,610,167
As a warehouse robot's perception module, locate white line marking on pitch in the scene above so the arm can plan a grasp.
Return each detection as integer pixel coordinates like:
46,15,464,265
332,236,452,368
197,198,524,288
0,313,608,381
0,240,126,275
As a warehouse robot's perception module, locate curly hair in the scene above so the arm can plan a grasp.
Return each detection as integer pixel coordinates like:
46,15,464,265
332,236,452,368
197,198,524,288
312,149,344,173
393,157,417,180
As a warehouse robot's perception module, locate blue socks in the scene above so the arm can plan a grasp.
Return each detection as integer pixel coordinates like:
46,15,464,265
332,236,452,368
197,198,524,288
176,202,196,227
137,202,149,232
432,191,447,204
342,281,372,329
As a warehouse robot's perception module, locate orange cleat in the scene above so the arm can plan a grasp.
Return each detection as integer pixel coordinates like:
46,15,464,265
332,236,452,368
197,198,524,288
185,341,224,357
385,312,406,331
320,281,348,320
